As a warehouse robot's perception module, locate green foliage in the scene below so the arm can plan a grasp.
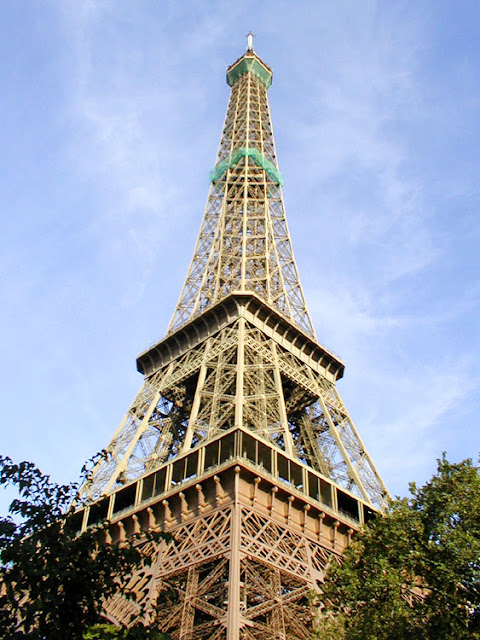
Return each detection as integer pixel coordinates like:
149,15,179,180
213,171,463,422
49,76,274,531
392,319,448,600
311,612,346,639
0,456,164,640
321,454,480,640
83,623,169,639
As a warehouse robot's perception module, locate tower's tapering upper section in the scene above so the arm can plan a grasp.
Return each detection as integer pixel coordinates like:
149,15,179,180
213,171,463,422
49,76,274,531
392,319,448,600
168,39,316,338
82,40,389,512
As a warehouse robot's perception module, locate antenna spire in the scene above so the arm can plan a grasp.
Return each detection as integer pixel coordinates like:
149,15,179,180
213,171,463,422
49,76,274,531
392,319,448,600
246,31,254,52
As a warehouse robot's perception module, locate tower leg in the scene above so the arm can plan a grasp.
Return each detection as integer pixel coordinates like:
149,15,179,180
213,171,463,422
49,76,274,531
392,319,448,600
227,470,241,640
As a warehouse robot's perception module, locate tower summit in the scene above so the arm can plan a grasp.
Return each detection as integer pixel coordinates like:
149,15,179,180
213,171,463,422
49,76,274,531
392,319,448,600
79,40,389,639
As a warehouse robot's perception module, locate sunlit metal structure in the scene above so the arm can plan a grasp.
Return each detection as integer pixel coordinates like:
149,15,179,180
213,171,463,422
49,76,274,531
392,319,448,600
77,37,389,640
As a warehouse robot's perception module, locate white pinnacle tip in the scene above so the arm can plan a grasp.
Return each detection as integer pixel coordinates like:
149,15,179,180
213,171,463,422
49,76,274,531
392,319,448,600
246,32,254,52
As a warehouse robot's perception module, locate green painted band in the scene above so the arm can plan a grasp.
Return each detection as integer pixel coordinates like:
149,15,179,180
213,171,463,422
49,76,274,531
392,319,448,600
226,57,272,89
210,147,283,186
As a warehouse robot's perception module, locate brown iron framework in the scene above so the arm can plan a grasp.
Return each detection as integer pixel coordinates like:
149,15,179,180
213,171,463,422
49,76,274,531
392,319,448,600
77,37,389,639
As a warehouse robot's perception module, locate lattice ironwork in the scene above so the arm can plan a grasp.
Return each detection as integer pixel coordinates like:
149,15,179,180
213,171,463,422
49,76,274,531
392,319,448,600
103,499,338,640
168,47,314,338
83,316,387,508
79,37,391,640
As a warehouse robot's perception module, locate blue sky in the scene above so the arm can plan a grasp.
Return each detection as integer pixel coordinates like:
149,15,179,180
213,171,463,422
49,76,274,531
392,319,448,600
1,1,479,512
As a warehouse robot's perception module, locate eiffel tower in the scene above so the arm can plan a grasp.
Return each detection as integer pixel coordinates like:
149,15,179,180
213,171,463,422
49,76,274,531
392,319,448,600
76,35,389,640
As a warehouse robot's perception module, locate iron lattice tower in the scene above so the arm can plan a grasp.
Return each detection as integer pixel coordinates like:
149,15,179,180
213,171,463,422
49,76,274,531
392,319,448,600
77,38,389,640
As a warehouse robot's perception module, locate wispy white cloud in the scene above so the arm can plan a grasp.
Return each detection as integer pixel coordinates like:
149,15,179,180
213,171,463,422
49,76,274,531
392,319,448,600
52,3,247,313
365,360,479,495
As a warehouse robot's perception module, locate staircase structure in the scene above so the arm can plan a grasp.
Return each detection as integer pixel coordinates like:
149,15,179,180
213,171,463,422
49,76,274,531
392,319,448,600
76,36,389,640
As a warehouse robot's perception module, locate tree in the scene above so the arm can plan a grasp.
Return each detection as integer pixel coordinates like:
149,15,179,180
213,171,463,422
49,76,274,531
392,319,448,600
83,623,168,639
321,454,480,640
0,456,166,640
